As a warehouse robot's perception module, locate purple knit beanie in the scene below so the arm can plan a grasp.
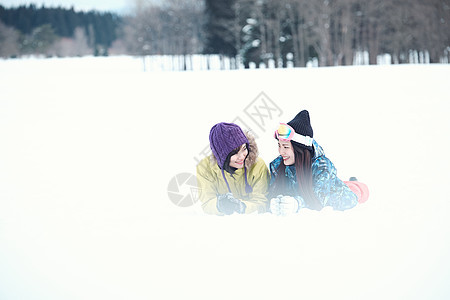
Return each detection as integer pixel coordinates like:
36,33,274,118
209,122,249,169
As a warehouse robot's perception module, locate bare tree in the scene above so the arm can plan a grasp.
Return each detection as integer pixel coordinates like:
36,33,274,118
235,0,261,68
122,0,204,70
356,0,384,64
285,0,307,67
73,27,91,56
123,1,162,56
332,0,355,65
264,0,286,67
414,0,450,63
308,0,335,66
0,21,20,58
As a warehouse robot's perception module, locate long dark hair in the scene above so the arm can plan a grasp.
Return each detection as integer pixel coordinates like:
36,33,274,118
270,143,323,210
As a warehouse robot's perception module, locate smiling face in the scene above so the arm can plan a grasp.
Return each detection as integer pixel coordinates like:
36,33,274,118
229,144,248,169
278,141,295,165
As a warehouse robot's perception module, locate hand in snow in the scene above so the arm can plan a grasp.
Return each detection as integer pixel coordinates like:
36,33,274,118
269,196,282,215
270,195,299,216
217,193,246,215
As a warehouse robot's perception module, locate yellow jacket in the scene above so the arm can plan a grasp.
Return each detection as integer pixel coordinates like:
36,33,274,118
196,155,270,215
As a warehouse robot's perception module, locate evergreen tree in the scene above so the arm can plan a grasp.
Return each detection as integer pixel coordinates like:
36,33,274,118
0,4,121,56
203,0,237,57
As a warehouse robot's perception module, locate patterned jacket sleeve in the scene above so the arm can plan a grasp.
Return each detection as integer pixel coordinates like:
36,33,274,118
312,156,358,211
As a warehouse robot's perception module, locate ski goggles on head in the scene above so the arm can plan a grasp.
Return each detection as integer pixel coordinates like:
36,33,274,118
274,123,313,146
274,123,295,141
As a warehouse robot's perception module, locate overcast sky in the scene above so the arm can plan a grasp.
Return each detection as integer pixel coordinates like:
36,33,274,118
0,0,131,13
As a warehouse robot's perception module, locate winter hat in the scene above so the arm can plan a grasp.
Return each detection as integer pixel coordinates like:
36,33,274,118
209,122,249,169
209,122,252,194
287,110,314,151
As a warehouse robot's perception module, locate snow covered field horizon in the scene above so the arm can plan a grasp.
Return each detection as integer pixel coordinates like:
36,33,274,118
1,56,450,299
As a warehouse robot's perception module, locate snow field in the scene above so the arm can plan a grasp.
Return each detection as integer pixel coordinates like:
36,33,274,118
1,57,450,299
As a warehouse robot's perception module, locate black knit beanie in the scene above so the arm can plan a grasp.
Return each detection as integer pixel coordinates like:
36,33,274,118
287,110,314,151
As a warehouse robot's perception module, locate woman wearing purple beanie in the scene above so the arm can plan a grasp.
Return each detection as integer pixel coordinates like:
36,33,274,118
196,122,270,215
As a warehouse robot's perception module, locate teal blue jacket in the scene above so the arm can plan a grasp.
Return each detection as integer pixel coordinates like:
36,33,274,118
269,140,358,211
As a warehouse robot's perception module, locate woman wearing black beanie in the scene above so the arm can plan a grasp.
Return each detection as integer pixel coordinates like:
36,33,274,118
268,110,369,215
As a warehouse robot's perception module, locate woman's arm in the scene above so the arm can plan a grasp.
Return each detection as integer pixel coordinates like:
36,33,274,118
313,156,358,211
196,158,222,215
240,158,270,214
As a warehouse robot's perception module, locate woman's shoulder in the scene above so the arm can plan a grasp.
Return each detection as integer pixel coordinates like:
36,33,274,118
249,157,269,172
197,155,219,174
312,151,336,178
269,155,283,167
312,140,325,159
268,155,283,174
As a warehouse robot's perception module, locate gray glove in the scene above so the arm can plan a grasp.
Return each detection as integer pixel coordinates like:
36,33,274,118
217,193,246,215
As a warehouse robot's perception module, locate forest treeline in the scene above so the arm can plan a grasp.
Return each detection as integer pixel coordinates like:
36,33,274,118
1,0,449,68
0,4,120,57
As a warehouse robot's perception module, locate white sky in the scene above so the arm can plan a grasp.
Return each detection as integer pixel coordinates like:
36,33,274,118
0,0,132,13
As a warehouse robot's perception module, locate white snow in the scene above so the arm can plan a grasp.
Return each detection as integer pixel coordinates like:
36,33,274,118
1,56,449,300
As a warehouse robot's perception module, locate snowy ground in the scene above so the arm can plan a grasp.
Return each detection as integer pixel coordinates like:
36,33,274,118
1,56,450,300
